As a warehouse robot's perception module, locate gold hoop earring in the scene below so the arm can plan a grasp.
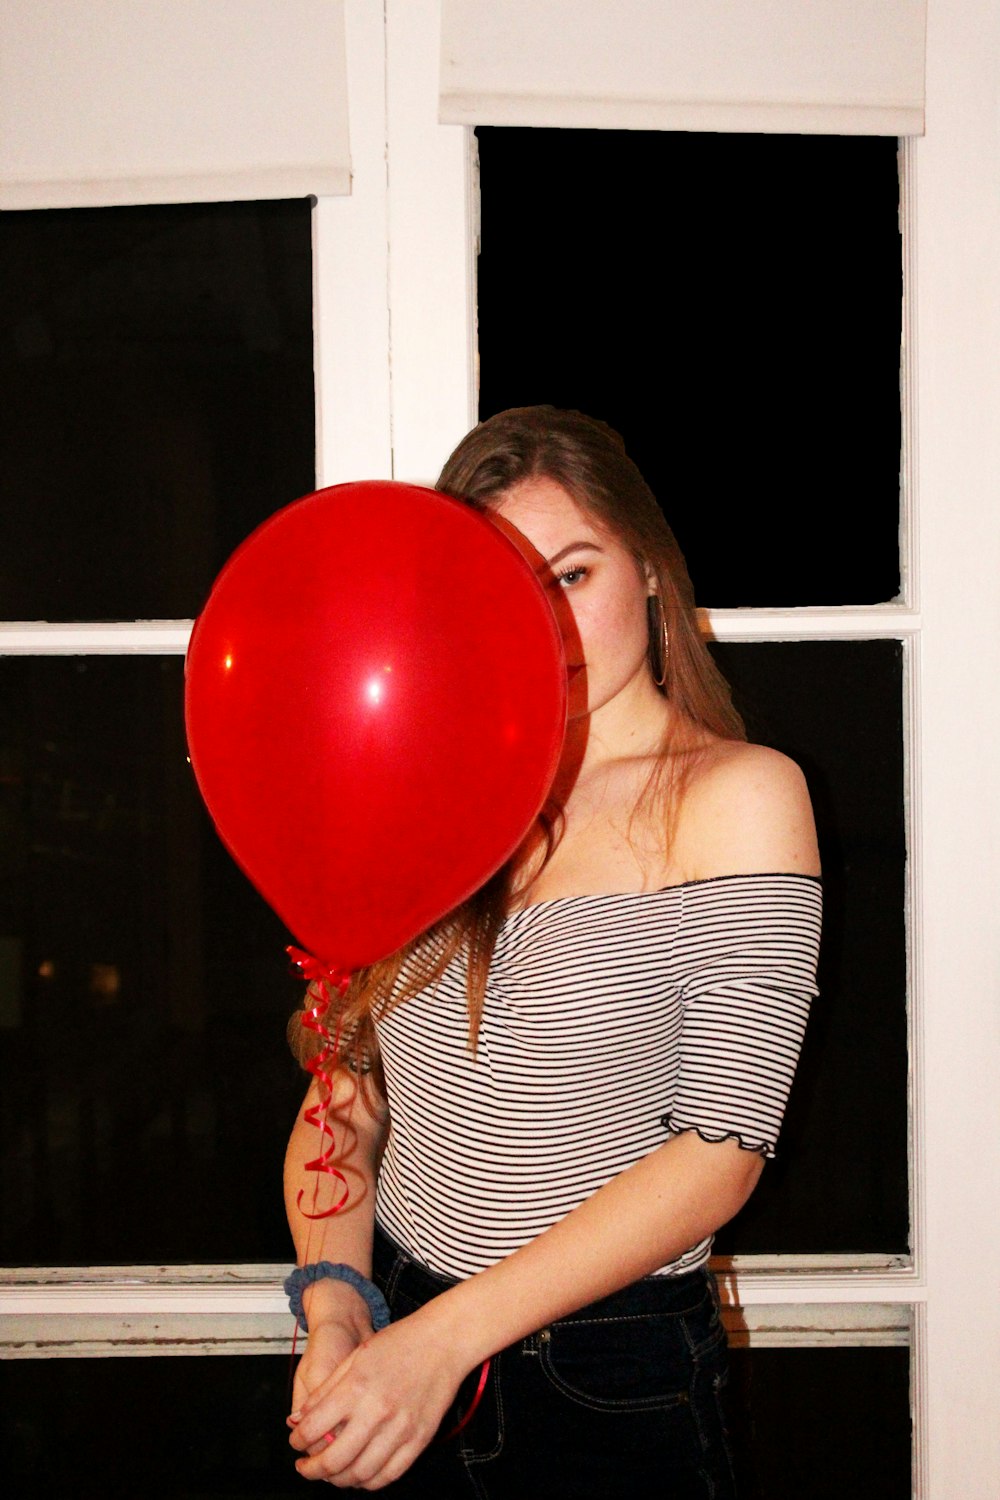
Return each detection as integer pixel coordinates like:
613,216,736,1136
646,594,669,689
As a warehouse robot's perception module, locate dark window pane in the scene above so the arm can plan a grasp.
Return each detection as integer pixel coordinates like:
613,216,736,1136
711,640,908,1256
729,1347,911,1500
0,200,314,622
2,1355,304,1497
477,129,902,607
0,657,305,1265
0,1346,910,1498
0,644,906,1264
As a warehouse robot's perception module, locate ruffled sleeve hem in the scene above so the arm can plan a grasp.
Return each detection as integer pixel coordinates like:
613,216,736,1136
659,1111,776,1160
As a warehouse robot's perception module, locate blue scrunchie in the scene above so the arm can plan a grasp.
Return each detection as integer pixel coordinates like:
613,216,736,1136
284,1261,391,1333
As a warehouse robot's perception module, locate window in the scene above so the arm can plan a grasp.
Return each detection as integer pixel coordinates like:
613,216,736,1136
0,202,315,1272
4,5,999,1492
476,123,912,1480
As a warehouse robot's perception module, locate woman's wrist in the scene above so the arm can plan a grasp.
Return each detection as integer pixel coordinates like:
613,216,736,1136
287,1259,390,1335
301,1275,374,1338
408,1279,495,1376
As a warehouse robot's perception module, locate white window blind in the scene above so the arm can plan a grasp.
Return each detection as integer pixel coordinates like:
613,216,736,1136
439,0,926,136
0,0,351,209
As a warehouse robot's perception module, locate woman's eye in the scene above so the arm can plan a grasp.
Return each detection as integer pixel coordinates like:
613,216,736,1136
556,567,588,588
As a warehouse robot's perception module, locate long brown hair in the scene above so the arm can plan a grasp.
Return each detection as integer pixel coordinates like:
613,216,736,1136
289,406,744,1100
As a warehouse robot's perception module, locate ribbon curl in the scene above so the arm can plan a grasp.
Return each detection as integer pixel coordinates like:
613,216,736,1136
287,946,353,1220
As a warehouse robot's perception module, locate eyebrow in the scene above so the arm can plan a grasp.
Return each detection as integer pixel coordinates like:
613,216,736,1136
545,540,605,567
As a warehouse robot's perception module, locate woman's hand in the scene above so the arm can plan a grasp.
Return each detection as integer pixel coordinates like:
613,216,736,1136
291,1318,366,1455
288,1279,376,1457
288,1310,469,1489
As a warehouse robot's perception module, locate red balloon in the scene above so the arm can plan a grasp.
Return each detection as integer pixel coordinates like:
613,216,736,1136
184,481,567,972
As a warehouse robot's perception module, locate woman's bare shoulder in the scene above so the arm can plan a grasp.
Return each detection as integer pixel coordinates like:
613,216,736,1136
673,740,821,881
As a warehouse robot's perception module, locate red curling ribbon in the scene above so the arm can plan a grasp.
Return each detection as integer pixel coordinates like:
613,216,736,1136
441,1358,491,1442
287,947,353,1221
287,944,492,1438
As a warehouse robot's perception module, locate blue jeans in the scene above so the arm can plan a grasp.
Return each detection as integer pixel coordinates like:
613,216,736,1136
365,1226,738,1499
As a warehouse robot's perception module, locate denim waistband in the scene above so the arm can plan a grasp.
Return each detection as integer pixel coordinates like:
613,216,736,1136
371,1223,715,1327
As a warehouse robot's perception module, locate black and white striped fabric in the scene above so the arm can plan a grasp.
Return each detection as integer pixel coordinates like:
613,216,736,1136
374,872,821,1279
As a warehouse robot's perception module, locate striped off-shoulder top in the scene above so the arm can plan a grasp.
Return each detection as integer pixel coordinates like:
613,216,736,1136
373,872,822,1280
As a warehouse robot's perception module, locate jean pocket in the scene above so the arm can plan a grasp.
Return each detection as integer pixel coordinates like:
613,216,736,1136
538,1312,700,1413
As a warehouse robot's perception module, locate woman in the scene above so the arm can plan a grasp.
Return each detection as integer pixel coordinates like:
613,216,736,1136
284,407,821,1495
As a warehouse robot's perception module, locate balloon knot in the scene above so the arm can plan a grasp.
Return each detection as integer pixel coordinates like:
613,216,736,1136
287,946,352,994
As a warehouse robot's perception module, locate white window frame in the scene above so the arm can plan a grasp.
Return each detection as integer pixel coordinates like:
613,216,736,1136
2,3,998,1495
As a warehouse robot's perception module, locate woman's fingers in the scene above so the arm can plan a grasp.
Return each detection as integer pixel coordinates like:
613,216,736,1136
287,1319,366,1453
296,1423,341,1460
294,1408,408,1486
289,1347,361,1452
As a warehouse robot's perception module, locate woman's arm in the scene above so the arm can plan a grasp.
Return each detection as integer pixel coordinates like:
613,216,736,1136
284,1070,389,1424
423,1129,761,1353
